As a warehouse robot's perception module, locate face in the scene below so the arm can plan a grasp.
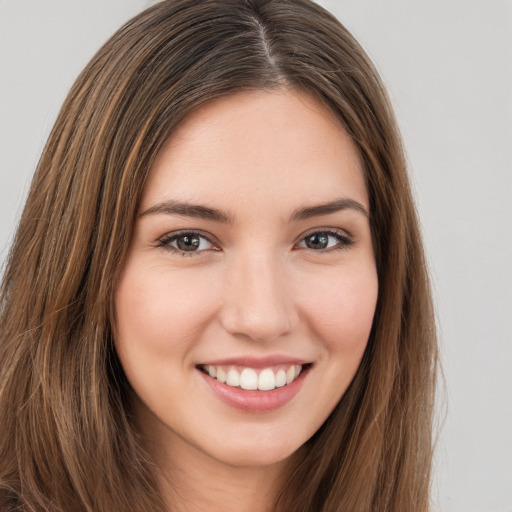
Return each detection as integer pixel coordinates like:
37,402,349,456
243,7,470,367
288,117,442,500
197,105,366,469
114,89,378,469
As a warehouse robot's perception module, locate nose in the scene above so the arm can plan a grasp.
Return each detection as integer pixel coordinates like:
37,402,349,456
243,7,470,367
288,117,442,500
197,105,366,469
219,251,298,342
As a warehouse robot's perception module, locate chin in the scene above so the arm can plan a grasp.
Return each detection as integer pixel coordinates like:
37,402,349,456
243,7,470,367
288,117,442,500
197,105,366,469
212,442,299,469
205,428,307,469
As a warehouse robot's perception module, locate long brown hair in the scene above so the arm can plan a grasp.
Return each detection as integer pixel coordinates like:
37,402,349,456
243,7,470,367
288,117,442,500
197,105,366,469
0,1,437,510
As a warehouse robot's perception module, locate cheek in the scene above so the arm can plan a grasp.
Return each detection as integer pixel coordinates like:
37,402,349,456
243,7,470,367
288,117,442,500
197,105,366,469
301,264,378,354
287,263,378,439
114,263,221,358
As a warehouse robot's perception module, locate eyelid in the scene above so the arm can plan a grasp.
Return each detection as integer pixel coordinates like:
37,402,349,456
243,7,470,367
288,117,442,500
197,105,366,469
154,227,354,255
294,227,354,251
156,229,220,255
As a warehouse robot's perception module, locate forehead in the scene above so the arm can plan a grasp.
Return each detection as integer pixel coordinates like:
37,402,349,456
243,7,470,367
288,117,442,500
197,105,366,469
141,89,368,214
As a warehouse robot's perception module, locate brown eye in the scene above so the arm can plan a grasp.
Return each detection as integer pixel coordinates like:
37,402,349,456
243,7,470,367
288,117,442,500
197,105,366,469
159,231,215,254
175,234,201,251
304,233,329,250
297,230,353,251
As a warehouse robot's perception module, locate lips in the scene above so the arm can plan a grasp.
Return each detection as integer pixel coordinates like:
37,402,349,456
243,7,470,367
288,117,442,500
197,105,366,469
199,363,303,391
196,356,312,413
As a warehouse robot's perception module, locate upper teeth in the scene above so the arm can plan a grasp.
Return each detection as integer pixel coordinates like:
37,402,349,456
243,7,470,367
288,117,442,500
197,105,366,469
203,364,303,391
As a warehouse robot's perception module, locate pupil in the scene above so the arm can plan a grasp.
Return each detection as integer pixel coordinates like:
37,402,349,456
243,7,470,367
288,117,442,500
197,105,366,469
177,235,200,251
306,233,328,249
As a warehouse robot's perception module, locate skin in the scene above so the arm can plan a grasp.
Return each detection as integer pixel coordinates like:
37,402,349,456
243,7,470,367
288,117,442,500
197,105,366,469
114,88,378,512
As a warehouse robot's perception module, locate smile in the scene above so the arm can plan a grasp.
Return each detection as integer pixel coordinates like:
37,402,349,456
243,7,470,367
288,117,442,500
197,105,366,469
199,364,304,391
197,358,312,413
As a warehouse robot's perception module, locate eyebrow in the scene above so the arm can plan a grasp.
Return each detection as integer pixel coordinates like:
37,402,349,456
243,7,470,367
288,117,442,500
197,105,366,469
290,198,369,221
139,197,369,223
139,200,233,223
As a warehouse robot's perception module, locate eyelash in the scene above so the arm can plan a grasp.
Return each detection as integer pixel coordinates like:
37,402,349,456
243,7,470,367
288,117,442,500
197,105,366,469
156,228,354,257
296,228,354,253
156,230,218,257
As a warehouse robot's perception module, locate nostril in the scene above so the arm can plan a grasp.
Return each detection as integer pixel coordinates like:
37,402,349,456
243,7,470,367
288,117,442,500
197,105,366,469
219,307,297,342
218,261,298,341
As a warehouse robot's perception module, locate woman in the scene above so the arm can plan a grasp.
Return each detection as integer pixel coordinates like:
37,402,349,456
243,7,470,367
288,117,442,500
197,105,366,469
0,1,437,511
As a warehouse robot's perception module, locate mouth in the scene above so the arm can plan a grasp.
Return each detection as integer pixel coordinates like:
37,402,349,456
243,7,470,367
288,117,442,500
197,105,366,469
197,363,312,391
196,360,313,413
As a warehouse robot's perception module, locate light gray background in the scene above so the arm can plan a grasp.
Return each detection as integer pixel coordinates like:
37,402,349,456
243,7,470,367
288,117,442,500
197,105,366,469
1,1,511,511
